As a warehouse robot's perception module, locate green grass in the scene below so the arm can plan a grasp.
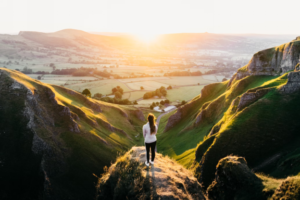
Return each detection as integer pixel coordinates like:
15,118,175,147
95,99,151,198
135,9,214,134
157,75,280,168
196,74,300,188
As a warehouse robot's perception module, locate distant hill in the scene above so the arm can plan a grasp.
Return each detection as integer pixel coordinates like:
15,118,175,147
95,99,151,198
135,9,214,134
12,29,293,53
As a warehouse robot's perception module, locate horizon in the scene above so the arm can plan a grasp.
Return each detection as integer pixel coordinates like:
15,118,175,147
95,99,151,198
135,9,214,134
2,29,299,36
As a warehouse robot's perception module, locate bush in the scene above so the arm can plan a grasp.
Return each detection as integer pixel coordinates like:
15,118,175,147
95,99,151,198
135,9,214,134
181,100,186,105
150,105,153,110
222,78,228,82
140,86,144,90
93,93,103,99
133,100,138,105
165,99,170,104
160,100,165,105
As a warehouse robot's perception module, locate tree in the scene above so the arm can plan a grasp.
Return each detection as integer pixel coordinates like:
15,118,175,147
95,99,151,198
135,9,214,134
133,100,138,105
165,99,170,104
141,86,144,90
112,86,123,95
115,91,122,99
160,100,165,105
156,102,159,106
82,89,91,97
181,100,186,105
222,78,228,82
167,85,172,90
112,88,118,94
150,105,154,110
49,63,56,71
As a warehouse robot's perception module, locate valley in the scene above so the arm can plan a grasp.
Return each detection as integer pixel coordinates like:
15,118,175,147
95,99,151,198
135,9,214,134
1,29,300,200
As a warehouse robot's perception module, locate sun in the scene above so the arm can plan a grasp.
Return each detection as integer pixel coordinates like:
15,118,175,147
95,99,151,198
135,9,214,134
134,32,159,43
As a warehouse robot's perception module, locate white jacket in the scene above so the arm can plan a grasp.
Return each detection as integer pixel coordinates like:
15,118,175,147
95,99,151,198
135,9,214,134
143,122,157,143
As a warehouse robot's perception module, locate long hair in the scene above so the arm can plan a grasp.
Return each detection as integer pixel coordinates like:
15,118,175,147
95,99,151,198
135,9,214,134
147,113,156,134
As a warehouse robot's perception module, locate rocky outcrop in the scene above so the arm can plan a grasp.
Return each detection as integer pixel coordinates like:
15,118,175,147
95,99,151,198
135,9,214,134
195,96,224,126
207,156,264,200
164,106,183,132
97,147,205,200
229,37,300,86
280,71,300,93
237,88,270,111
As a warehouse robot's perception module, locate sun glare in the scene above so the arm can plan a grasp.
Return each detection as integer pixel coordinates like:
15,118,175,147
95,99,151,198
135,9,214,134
134,32,158,43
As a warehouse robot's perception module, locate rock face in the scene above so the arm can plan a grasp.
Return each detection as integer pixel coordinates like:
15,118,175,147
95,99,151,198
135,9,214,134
206,156,264,200
97,147,205,200
229,37,300,86
237,88,270,111
280,71,300,93
164,106,183,132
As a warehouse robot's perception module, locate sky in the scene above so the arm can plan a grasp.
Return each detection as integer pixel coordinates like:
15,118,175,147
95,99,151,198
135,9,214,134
0,0,300,35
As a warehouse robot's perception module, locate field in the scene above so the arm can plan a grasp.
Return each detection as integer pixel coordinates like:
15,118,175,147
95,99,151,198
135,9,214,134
126,81,169,90
65,79,131,95
155,76,216,86
24,73,223,107
166,85,205,102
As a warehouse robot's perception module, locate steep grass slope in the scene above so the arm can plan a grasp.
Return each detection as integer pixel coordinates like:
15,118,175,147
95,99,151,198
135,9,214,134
158,75,280,168
0,68,145,200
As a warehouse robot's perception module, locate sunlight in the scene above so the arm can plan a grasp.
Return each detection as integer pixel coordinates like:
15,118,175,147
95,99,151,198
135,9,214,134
134,31,159,43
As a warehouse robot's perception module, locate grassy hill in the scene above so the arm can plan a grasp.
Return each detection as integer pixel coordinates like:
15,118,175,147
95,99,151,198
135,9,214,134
0,68,146,199
156,38,300,198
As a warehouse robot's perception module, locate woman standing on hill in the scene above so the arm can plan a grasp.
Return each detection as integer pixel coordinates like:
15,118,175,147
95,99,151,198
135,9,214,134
143,113,158,166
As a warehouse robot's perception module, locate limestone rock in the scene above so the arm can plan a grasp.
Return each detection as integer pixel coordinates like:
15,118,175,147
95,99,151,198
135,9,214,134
97,147,205,200
207,156,263,200
237,88,270,111
280,71,300,93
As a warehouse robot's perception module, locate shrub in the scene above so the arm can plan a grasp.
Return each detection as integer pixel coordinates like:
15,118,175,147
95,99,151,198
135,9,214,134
93,93,103,99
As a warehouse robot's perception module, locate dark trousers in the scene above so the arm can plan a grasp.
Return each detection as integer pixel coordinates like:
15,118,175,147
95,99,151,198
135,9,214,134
145,141,156,163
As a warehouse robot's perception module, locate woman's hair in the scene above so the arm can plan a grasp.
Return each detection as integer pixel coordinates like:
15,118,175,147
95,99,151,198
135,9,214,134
147,113,156,134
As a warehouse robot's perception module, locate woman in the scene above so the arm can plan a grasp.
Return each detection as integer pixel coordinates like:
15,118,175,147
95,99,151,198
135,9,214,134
143,113,158,166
